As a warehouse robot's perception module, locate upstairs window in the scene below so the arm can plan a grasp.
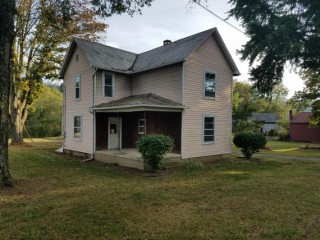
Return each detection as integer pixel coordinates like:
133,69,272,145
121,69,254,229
204,71,216,98
138,119,145,134
203,115,215,143
103,72,114,98
74,115,82,139
75,75,80,99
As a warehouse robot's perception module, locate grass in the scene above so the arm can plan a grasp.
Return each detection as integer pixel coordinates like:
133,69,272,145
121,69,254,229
261,141,320,158
1,139,320,239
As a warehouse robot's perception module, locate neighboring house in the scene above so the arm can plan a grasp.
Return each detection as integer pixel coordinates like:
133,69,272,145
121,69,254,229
249,112,280,133
290,111,320,142
59,28,240,169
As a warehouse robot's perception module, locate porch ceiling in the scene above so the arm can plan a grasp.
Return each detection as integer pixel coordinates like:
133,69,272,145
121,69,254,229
91,93,184,112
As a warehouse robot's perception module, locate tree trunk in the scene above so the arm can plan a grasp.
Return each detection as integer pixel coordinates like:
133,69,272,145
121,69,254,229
10,106,26,144
0,0,15,187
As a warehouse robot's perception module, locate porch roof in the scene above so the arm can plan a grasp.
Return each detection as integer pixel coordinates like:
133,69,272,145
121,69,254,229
91,93,184,112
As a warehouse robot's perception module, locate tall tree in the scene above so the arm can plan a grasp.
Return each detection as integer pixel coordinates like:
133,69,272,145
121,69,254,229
0,0,15,187
10,0,107,144
228,0,320,95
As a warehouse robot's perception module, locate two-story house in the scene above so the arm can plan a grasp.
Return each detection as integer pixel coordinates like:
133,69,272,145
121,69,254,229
59,28,240,169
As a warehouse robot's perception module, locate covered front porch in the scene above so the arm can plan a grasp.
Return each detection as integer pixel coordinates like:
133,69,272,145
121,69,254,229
91,93,184,170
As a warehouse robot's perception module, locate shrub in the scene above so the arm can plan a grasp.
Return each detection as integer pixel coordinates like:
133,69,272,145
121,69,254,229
278,129,290,141
268,129,278,137
233,132,267,159
184,160,204,171
137,135,174,170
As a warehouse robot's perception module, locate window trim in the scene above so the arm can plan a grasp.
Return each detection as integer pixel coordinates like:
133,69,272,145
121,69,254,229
138,118,145,135
203,70,216,99
102,71,115,98
75,75,81,100
73,114,82,141
202,114,215,144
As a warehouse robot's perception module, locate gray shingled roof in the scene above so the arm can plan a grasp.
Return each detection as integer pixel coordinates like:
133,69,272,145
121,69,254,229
132,28,214,72
74,38,137,72
250,113,280,123
60,28,240,78
91,93,184,110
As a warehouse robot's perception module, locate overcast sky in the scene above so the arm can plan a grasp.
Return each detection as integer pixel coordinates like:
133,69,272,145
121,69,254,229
101,0,304,97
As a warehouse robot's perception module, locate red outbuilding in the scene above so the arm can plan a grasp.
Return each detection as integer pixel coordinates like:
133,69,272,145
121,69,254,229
290,111,320,143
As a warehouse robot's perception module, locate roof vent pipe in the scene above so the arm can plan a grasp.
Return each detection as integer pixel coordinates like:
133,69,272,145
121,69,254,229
163,39,172,45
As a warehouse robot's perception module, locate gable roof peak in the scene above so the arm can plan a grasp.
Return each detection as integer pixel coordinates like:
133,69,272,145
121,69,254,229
60,27,240,78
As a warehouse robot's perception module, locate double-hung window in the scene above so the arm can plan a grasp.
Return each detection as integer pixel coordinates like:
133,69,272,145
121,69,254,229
75,75,80,99
103,72,114,98
138,119,145,134
204,71,216,98
74,115,82,139
203,115,215,143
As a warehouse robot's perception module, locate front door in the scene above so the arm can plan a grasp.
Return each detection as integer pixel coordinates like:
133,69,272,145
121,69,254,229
108,117,121,149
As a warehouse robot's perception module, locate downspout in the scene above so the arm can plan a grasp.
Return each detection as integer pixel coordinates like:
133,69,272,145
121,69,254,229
181,61,185,159
92,68,98,158
62,84,66,149
85,68,98,162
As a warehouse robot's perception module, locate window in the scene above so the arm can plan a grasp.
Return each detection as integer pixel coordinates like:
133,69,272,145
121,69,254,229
74,115,82,139
204,71,216,98
75,75,80,99
203,115,215,143
103,73,114,98
138,119,145,134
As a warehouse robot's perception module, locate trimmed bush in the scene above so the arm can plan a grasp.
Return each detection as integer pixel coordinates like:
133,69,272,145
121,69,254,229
137,135,174,170
233,132,267,159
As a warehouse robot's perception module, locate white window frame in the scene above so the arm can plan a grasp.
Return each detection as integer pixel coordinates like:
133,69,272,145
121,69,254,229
138,119,145,135
203,70,216,99
202,114,215,144
102,72,114,98
73,114,82,141
75,75,81,100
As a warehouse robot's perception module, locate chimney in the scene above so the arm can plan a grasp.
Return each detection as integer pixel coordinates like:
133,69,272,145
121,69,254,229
289,110,293,120
163,39,172,45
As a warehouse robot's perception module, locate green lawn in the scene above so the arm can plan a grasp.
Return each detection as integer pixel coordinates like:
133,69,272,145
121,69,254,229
261,141,320,158
1,139,320,239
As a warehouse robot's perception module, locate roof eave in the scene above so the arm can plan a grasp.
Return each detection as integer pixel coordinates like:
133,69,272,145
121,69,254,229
212,29,241,76
91,104,184,111
59,39,76,79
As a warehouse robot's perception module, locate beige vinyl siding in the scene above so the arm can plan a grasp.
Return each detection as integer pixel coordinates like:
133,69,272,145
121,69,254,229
95,71,131,105
132,63,183,104
63,46,94,154
182,35,233,159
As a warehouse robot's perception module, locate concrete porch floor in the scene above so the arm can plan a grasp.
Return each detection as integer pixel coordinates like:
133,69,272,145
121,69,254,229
95,148,182,170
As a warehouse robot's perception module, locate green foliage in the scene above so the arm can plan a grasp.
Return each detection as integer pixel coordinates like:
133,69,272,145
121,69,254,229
228,0,320,95
267,129,278,137
91,0,154,17
289,70,320,125
24,85,62,138
233,80,290,133
233,132,267,159
278,129,290,141
11,0,108,143
184,160,204,171
233,120,263,133
137,135,174,170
